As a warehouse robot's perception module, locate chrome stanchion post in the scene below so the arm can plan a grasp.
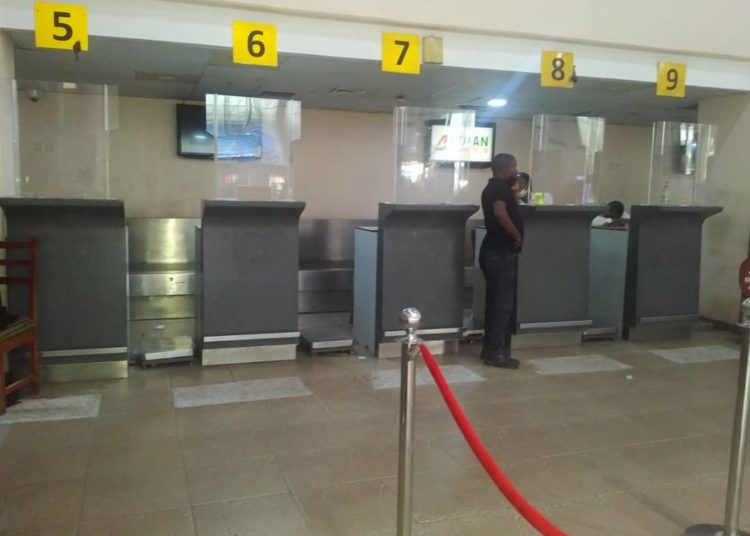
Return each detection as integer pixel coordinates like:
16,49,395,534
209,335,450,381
397,307,421,536
685,298,750,536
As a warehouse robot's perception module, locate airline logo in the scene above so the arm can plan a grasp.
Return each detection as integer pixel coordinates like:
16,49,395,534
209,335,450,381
430,125,493,163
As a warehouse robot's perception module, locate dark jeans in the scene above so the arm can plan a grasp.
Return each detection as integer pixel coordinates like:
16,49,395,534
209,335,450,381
480,248,518,354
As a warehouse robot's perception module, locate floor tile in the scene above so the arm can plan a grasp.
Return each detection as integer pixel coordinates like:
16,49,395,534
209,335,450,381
651,345,739,365
0,395,101,424
1,419,93,453
0,443,89,487
172,376,312,409
185,454,288,505
82,465,190,520
87,438,182,479
0,479,84,531
529,354,633,375
294,479,397,536
192,493,312,536
78,508,195,536
369,365,484,390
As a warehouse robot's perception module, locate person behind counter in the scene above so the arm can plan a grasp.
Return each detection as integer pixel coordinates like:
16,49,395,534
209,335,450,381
479,153,524,369
592,200,630,228
515,172,531,205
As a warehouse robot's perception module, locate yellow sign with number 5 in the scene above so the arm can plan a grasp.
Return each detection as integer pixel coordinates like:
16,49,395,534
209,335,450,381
540,51,574,88
34,2,88,51
382,33,420,75
233,21,278,67
657,62,686,98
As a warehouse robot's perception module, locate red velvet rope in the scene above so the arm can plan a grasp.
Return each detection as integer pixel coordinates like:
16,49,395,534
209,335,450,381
418,343,569,536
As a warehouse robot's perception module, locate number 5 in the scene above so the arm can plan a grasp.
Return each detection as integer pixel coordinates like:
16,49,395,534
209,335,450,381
53,11,73,41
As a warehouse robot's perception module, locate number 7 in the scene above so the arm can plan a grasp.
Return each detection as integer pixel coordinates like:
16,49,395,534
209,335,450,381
395,40,410,66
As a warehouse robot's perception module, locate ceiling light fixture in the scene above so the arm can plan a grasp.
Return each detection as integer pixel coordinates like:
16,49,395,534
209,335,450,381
487,98,508,108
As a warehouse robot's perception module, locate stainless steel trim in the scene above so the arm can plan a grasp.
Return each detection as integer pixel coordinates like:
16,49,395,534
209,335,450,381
202,344,297,365
42,361,128,382
519,320,593,330
203,332,300,343
41,346,129,358
143,348,194,361
639,314,699,324
384,327,462,337
311,339,353,349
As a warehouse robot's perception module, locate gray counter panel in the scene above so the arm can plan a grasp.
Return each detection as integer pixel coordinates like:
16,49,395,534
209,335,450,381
0,198,128,361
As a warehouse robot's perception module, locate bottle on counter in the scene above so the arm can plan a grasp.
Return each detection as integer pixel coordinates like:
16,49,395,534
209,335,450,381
660,180,671,205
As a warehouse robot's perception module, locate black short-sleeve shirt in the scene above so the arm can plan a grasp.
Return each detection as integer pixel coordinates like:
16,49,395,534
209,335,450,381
480,177,524,252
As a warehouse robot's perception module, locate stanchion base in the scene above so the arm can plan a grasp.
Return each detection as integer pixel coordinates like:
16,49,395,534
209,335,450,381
684,523,750,536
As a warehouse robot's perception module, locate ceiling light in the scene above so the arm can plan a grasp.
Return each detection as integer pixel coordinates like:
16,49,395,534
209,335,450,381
487,98,508,108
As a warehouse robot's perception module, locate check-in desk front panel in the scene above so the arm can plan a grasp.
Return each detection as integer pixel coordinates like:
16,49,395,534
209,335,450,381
0,198,128,379
624,205,722,339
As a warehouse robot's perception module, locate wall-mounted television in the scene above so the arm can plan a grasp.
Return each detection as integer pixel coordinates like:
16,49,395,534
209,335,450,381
176,104,262,160
426,120,496,168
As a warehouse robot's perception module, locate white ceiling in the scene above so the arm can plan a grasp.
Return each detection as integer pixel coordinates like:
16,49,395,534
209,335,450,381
11,31,739,125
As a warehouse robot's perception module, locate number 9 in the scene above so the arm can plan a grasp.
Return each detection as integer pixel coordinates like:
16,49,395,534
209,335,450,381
666,68,679,91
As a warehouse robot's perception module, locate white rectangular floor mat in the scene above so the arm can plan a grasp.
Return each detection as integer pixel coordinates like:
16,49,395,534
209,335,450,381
172,376,312,409
0,394,102,424
370,365,484,390
651,345,739,365
529,354,633,375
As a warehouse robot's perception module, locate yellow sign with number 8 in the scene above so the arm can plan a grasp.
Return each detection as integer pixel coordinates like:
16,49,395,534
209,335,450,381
657,62,686,98
233,21,278,67
34,2,88,51
540,51,574,89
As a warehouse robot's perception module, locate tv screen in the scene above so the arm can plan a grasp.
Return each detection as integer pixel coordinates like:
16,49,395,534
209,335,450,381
427,121,495,168
176,104,262,160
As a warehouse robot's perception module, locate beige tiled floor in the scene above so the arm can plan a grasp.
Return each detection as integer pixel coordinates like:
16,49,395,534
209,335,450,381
2,330,750,535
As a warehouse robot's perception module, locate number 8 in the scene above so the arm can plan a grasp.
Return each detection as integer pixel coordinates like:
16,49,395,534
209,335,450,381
551,57,565,81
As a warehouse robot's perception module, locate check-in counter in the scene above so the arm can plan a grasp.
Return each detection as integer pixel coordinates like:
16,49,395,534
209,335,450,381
0,198,128,381
624,205,722,340
353,203,477,357
197,200,305,365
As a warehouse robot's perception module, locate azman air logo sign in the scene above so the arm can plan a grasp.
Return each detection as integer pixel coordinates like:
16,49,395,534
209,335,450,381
429,125,494,163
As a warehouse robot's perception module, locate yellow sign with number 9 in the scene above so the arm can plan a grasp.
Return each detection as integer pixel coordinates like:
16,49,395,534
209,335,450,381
34,2,88,51
657,62,686,98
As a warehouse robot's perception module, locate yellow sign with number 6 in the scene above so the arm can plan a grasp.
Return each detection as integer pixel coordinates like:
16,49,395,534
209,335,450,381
657,62,686,98
382,33,420,75
34,2,88,51
540,51,574,89
233,21,278,67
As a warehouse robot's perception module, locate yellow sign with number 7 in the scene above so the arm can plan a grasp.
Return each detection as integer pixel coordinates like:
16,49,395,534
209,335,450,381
382,33,420,75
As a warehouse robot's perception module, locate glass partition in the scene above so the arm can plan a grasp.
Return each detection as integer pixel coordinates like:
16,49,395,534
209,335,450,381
648,121,716,206
206,94,300,201
529,114,605,205
394,106,480,204
14,80,116,198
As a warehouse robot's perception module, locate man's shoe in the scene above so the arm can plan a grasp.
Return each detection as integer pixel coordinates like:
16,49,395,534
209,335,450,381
482,356,520,369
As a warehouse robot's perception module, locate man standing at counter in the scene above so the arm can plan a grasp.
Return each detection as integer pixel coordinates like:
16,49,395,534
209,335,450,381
480,153,524,369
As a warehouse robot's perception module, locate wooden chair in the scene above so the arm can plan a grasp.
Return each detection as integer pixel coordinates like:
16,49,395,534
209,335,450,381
0,238,40,415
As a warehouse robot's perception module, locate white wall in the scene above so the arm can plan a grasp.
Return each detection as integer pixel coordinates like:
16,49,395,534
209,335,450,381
17,94,650,220
184,0,750,60
0,31,15,196
698,94,750,324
